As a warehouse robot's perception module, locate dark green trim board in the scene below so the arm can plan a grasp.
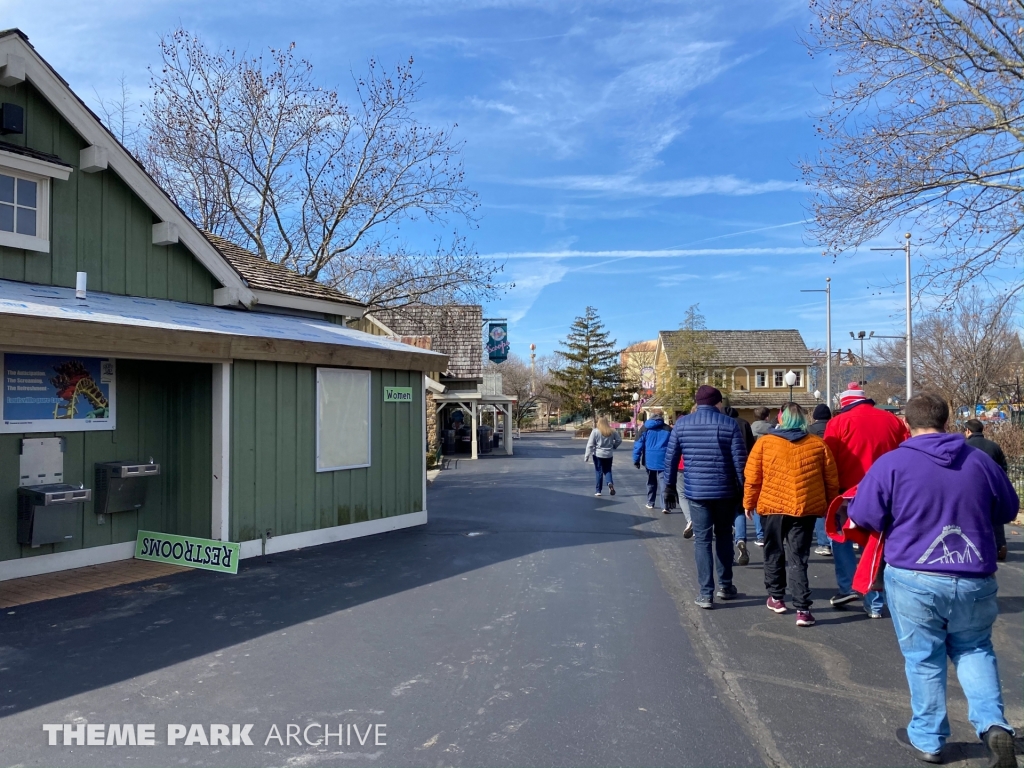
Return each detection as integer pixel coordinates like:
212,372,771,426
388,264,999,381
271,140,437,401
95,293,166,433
0,360,212,563
230,362,423,543
0,79,219,303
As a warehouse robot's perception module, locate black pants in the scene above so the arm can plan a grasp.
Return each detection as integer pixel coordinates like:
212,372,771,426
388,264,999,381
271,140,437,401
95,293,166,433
762,514,816,610
645,470,661,506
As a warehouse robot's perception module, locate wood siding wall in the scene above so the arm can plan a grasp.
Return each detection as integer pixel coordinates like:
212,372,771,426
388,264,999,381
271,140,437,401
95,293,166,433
0,360,212,562
230,362,423,543
0,80,218,303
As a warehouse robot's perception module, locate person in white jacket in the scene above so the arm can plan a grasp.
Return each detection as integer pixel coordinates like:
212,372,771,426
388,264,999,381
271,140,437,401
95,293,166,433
585,417,622,496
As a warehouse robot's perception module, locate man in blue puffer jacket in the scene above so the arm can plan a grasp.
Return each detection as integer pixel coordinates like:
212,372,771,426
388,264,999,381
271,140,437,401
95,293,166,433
664,385,748,609
632,408,673,510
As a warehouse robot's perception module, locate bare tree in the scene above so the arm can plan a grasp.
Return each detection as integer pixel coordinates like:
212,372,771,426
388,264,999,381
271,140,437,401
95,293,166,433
872,288,1023,413
657,305,717,414
486,354,556,428
94,75,142,148
620,340,659,396
802,0,1024,300
140,27,501,309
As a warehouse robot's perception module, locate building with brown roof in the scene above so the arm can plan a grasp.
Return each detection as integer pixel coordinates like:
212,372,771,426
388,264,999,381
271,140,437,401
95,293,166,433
203,232,365,319
654,329,819,421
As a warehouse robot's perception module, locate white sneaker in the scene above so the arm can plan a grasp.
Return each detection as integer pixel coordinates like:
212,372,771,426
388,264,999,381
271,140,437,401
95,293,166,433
594,492,602,497
645,503,655,509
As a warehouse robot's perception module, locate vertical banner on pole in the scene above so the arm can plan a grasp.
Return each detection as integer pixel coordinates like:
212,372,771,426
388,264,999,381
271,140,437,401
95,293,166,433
487,323,509,364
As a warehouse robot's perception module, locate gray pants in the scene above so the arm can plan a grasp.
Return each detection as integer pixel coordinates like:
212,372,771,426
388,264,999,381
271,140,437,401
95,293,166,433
675,475,692,523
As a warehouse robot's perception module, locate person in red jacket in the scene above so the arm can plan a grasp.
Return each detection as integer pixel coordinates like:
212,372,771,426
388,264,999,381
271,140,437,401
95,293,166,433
823,382,910,616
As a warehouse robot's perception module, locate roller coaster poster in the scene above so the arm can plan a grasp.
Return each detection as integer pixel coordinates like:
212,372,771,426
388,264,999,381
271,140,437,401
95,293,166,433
2,353,116,433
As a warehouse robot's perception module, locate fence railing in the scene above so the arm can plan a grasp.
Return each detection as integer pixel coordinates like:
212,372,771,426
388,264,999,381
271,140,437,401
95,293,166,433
1008,460,1024,499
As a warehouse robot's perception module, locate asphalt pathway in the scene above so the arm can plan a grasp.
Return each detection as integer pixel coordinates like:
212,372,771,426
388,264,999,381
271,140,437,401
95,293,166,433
0,433,1020,767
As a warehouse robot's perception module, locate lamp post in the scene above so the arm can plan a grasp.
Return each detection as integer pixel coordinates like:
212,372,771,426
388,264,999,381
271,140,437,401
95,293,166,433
849,330,874,387
871,234,913,401
814,389,821,402
784,370,797,403
800,277,832,410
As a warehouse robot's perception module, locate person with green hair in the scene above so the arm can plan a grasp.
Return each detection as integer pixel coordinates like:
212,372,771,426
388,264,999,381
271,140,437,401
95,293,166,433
743,402,839,627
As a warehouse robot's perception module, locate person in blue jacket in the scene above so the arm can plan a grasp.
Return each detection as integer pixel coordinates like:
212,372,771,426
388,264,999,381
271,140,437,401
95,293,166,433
632,407,673,510
663,385,748,609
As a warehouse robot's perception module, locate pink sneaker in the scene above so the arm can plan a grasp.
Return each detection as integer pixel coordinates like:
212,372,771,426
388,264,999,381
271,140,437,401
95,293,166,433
796,610,816,627
766,597,787,614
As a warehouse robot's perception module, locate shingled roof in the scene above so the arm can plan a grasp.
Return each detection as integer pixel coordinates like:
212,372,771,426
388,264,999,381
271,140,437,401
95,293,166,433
203,232,364,310
660,329,812,367
373,305,483,379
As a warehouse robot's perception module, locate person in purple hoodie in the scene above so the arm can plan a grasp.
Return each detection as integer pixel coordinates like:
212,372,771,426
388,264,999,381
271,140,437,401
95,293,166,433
848,392,1019,767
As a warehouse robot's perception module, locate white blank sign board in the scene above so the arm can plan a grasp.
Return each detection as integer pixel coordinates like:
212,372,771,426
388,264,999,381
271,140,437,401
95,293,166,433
316,368,371,471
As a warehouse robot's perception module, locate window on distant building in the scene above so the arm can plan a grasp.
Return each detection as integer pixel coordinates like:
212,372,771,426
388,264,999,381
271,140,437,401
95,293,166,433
774,369,785,387
792,369,803,387
755,370,767,388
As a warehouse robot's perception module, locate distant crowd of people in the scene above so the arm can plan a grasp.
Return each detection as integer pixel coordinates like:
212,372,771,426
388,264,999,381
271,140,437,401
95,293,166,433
585,383,1019,767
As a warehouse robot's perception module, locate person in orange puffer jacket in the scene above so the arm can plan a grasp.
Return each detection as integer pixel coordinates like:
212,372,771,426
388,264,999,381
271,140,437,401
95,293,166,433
743,402,839,627
823,382,910,617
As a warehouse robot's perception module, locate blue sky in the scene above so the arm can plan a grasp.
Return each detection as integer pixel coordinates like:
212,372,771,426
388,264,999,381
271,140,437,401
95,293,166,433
3,0,928,358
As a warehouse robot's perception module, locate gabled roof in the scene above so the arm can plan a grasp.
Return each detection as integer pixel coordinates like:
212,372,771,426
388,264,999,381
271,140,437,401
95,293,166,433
0,29,254,305
203,232,364,317
374,304,483,379
659,329,812,367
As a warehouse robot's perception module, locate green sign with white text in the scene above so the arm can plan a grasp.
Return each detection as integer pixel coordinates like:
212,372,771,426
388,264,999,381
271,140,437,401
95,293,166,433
135,530,239,574
383,386,413,403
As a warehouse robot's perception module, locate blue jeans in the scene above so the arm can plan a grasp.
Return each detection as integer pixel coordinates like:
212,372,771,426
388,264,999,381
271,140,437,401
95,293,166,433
593,455,614,492
734,509,763,543
688,498,736,599
814,517,831,548
832,539,885,614
885,566,1012,754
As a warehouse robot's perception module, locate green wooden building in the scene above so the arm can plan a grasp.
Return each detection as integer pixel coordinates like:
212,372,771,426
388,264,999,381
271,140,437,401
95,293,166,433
0,29,445,580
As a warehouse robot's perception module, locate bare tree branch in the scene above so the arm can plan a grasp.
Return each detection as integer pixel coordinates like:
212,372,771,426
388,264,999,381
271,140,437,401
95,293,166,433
802,0,1024,301
137,28,501,309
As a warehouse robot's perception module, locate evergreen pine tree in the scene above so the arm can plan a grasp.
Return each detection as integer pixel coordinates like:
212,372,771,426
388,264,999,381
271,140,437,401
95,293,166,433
551,307,621,424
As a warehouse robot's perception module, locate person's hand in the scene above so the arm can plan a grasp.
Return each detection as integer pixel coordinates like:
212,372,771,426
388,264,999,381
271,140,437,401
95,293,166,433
634,461,641,469
744,509,753,520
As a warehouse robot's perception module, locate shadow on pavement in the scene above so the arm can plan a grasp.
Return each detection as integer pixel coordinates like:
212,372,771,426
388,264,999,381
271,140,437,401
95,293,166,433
0,435,667,716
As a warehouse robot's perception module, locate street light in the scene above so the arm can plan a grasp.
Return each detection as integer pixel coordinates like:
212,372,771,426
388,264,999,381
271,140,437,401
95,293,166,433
784,370,797,403
849,330,874,388
814,389,821,402
800,277,832,410
871,233,913,401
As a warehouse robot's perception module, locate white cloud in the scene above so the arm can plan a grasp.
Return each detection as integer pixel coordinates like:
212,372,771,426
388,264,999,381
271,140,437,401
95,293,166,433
506,173,804,198
484,246,819,260
494,259,570,323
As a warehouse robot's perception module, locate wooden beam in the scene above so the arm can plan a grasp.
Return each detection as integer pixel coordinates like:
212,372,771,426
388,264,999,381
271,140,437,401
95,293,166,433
0,315,449,373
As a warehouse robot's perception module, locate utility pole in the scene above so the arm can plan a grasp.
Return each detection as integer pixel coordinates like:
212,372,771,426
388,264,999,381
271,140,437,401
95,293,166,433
529,343,536,395
801,277,832,409
871,234,913,401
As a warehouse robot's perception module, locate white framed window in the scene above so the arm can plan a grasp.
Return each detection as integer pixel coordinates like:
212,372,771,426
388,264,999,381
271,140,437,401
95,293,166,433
712,370,726,388
0,150,70,254
773,369,786,387
316,368,371,472
755,370,767,388
792,369,803,387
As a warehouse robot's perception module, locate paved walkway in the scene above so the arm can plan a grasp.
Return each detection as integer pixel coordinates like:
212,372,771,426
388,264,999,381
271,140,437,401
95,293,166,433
0,433,1020,767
